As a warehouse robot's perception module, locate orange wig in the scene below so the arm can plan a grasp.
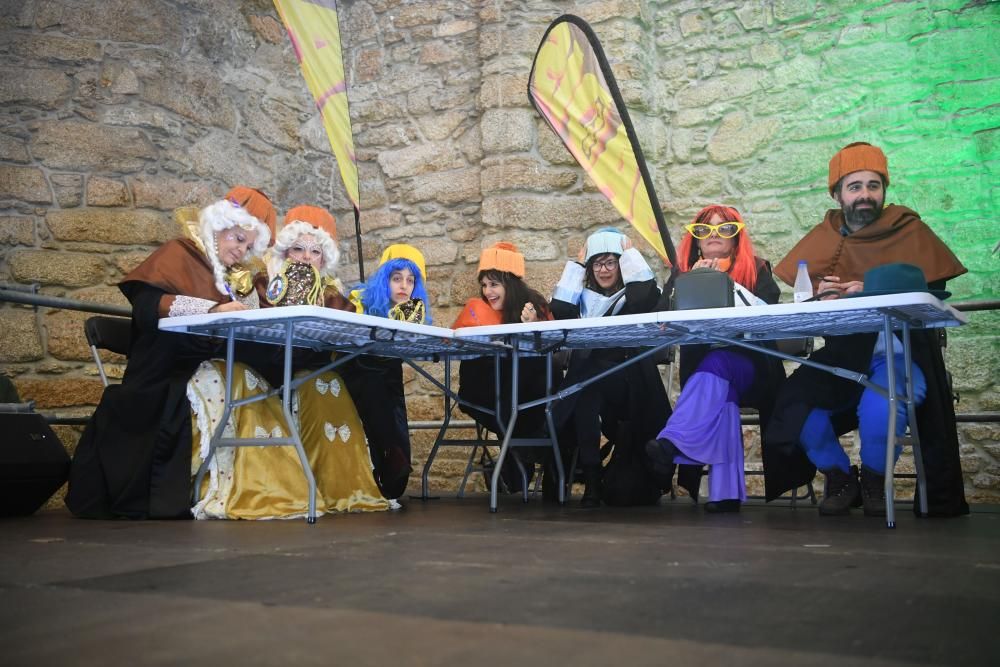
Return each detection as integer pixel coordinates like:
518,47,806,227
678,205,759,291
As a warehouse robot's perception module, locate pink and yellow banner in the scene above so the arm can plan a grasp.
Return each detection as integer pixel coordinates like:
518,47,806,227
274,0,359,211
529,15,675,266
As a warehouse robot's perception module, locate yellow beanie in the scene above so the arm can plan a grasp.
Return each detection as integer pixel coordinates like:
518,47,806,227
828,142,890,194
380,244,426,279
478,242,525,278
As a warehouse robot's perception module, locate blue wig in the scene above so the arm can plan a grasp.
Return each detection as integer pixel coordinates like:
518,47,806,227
358,257,432,324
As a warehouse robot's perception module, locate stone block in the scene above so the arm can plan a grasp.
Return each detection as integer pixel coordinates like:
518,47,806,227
415,110,468,142
0,134,30,163
707,112,780,164
355,48,383,83
0,215,34,246
679,10,708,36
412,236,460,267
14,377,105,409
0,65,73,109
86,177,130,207
31,121,155,173
50,174,83,208
130,176,214,211
9,250,106,287
36,0,182,49
137,59,236,130
773,0,815,23
359,209,404,233
437,19,476,37
480,157,579,194
419,41,460,65
665,165,725,199
248,14,284,44
0,309,44,362
735,2,767,30
46,209,174,245
946,338,999,393
677,69,766,108
380,222,445,242
377,141,465,179
480,73,528,109
401,168,481,205
481,109,534,153
7,33,101,62
0,166,52,204
482,196,620,231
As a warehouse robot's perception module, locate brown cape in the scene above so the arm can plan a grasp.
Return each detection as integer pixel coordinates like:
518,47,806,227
773,204,966,287
122,238,227,303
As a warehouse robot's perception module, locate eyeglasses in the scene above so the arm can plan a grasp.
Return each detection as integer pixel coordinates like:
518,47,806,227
592,258,619,272
685,221,744,239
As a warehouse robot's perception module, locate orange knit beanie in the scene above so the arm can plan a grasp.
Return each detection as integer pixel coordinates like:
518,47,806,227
478,242,525,278
828,142,890,194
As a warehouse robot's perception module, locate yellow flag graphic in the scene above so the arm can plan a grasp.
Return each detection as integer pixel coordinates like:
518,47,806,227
529,16,675,266
274,0,359,211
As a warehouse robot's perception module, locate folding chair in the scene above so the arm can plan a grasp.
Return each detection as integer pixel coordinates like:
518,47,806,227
84,316,131,387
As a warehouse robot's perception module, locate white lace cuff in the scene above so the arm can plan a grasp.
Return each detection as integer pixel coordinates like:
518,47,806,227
168,295,217,317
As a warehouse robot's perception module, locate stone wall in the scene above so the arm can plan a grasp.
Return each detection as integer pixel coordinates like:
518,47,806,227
1,0,997,504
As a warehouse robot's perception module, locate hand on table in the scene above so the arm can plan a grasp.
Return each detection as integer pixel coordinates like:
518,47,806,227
210,300,249,313
817,276,864,300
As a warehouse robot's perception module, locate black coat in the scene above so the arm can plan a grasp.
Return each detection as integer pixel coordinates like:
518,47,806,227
763,324,968,516
66,283,279,519
550,274,672,458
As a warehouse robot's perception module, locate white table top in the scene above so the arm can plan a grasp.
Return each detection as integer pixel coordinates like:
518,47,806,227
159,293,965,358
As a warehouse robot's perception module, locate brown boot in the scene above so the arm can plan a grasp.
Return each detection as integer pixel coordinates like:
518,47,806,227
819,465,861,516
859,465,887,517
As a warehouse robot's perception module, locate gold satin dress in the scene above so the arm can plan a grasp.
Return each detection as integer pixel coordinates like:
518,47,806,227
188,360,390,520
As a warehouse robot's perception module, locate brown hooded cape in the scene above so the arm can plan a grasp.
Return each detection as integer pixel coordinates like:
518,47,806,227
773,204,966,287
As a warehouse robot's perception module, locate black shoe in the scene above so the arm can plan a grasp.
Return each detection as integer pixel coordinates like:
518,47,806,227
644,438,677,479
580,464,602,508
705,499,740,513
819,465,861,516
859,465,887,517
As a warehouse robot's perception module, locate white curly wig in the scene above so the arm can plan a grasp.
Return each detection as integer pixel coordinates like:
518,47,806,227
199,198,272,294
270,220,340,279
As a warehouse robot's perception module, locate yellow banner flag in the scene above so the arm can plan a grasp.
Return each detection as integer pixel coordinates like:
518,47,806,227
529,15,675,266
274,0,359,211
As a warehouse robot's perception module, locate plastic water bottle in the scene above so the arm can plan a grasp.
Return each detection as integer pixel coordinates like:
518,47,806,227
793,260,813,303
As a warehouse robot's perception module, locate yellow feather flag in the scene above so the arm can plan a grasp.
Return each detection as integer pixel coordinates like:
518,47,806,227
529,15,676,267
274,0,359,211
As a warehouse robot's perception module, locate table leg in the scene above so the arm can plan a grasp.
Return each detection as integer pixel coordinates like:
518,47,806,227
884,314,898,529
280,323,317,523
903,322,929,516
490,347,520,513
421,355,451,500
193,327,236,506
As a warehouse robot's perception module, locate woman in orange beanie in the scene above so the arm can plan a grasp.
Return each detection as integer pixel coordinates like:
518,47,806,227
184,204,392,519
451,242,555,492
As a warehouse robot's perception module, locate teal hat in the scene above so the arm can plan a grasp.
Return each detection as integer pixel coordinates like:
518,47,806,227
585,228,625,263
845,263,950,300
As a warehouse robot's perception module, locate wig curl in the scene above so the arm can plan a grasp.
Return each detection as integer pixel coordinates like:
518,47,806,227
270,220,340,279
198,198,271,295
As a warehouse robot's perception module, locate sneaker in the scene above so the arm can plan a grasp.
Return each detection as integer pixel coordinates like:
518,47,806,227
818,465,861,516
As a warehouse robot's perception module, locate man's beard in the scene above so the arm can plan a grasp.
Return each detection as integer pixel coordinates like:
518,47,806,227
843,198,882,230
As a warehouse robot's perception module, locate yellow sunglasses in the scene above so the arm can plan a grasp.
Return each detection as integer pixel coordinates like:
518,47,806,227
685,221,745,239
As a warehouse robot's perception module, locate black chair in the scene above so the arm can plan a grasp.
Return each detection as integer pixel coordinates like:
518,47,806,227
84,316,131,387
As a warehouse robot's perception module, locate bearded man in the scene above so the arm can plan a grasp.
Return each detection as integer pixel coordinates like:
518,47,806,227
764,142,968,518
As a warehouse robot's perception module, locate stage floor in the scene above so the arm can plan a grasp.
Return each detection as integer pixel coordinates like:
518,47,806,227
3,497,999,666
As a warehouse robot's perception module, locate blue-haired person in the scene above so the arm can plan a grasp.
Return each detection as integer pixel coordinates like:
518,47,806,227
343,244,431,500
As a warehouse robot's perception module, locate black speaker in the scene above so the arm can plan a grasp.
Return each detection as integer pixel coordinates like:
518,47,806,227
0,410,70,517
672,268,735,311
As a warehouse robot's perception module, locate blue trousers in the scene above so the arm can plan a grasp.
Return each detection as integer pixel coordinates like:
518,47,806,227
799,354,927,475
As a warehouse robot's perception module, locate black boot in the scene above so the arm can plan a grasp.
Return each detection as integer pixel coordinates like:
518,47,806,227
859,465,887,517
644,438,677,480
581,464,602,508
818,465,861,516
705,499,740,513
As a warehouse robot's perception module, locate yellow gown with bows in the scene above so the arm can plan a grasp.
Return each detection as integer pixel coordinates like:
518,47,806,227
173,208,389,520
